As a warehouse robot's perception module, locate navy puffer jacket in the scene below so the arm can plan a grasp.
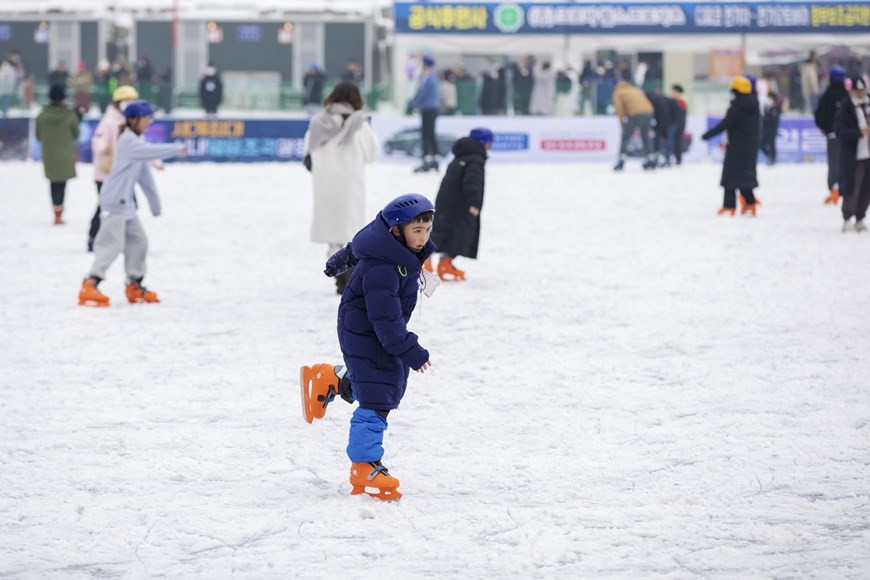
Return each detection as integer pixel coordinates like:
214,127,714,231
336,213,436,410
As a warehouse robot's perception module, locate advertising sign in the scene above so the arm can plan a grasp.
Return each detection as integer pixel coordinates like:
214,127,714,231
394,2,870,34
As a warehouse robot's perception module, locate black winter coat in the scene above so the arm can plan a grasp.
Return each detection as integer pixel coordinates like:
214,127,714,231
834,96,870,200
814,80,850,135
645,92,672,133
199,73,223,110
431,137,487,259
702,93,760,190
667,97,686,130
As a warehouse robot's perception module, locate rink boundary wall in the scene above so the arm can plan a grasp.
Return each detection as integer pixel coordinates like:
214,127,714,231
0,115,825,164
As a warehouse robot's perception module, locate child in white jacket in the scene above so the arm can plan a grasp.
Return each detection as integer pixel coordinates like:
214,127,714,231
78,100,187,307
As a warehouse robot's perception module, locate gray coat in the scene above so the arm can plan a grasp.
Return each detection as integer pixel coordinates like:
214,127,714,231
99,130,184,220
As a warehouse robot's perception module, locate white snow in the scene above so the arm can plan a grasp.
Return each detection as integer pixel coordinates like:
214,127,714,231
1,159,869,578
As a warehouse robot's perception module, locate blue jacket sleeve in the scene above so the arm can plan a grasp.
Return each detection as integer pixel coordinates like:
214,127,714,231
362,262,430,370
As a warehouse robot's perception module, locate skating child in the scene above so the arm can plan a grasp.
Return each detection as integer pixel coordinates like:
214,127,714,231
300,194,436,500
78,100,187,307
424,127,493,281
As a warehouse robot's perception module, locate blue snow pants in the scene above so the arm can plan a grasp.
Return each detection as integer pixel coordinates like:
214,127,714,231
346,407,388,463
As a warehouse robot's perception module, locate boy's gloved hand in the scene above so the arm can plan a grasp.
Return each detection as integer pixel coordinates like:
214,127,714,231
324,243,358,278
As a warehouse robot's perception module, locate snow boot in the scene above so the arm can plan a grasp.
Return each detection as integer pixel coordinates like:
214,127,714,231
350,461,402,501
300,363,351,423
53,206,64,225
125,280,160,303
717,207,736,216
79,277,110,307
824,188,840,205
437,256,465,281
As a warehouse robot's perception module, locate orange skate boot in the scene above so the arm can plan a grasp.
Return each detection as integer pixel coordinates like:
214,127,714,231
125,280,160,303
350,461,402,500
78,277,110,307
717,207,736,216
53,207,65,225
741,203,758,216
436,256,465,281
299,363,349,423
824,188,840,205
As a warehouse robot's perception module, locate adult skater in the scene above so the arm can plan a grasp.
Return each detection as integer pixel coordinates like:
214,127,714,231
304,81,380,294
814,65,850,205
410,56,440,173
78,100,187,307
834,76,870,232
424,127,493,281
300,194,437,501
35,84,79,225
701,76,761,216
612,80,656,171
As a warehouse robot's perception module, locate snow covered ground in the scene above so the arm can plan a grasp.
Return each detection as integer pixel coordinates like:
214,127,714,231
1,159,869,578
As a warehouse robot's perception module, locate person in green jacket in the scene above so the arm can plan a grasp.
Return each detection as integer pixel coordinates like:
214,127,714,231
35,84,79,224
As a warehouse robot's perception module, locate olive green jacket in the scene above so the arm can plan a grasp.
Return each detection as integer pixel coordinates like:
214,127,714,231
35,104,79,182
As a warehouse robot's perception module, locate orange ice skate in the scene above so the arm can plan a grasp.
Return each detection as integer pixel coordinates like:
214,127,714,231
824,188,840,205
78,277,110,307
125,281,160,303
350,461,402,500
741,203,759,216
422,257,434,273
436,256,465,281
299,363,347,424
717,208,736,216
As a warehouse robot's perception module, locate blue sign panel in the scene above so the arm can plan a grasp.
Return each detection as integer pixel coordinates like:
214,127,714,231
394,2,870,34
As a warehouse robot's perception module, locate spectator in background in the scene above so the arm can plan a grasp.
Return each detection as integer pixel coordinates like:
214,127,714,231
410,55,440,173
439,69,457,116
135,56,154,100
760,91,782,166
800,50,821,114
35,84,79,225
511,57,534,115
555,66,575,116
479,63,506,116
199,63,223,117
578,60,595,116
0,49,23,116
70,61,93,116
595,62,618,115
157,66,173,114
341,59,363,85
529,61,556,116
93,60,111,113
48,61,69,89
303,63,326,117
788,64,803,113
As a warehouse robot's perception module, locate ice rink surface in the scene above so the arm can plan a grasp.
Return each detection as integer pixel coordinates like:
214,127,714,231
1,159,869,578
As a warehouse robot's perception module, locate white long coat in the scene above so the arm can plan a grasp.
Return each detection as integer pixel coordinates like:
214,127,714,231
305,117,380,245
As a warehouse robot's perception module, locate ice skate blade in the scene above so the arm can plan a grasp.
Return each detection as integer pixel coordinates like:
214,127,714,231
300,365,314,424
127,297,160,304
351,485,402,501
78,298,109,307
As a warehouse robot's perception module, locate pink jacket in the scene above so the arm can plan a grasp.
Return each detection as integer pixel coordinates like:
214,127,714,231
91,105,162,181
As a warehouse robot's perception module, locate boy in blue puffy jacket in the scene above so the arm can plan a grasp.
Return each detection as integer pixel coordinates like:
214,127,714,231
300,193,436,500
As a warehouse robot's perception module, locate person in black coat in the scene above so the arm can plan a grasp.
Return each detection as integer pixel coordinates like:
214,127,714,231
833,76,870,232
302,63,326,117
760,92,782,165
198,64,223,116
645,90,673,167
669,84,687,165
814,65,850,204
426,128,493,281
702,76,761,216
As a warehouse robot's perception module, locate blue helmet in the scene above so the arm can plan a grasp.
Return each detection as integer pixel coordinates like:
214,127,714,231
470,127,494,145
830,65,846,81
124,99,155,118
382,194,435,225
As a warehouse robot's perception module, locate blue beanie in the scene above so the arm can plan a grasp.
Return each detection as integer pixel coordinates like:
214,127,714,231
469,127,494,145
422,55,435,67
830,65,846,81
743,73,757,92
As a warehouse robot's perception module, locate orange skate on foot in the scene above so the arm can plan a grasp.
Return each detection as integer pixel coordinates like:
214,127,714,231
78,277,110,307
53,207,65,225
824,188,840,205
717,208,736,216
125,281,160,303
299,363,348,423
436,256,465,281
741,203,759,216
350,461,402,501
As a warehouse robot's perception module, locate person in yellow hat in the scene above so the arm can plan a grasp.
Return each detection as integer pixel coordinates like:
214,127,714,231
702,76,761,216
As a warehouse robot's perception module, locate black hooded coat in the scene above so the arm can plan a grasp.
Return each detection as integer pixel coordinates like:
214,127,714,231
431,137,487,259
702,92,760,190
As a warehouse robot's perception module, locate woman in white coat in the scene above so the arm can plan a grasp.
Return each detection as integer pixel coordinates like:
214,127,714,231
305,81,380,293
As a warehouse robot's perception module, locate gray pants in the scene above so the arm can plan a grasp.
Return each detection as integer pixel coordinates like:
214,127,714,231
620,113,653,159
88,214,148,281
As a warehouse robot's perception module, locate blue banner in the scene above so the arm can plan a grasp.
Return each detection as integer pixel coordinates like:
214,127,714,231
394,2,870,34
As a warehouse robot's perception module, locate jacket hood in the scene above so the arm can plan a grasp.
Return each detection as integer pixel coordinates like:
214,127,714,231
732,92,759,114
39,104,74,125
451,136,488,159
352,214,435,270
